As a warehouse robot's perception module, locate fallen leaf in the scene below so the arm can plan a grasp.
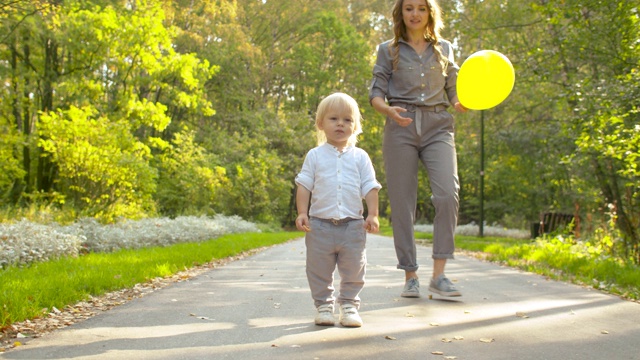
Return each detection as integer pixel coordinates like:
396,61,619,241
271,344,279,347
291,345,301,348
429,295,433,300
516,312,529,318
441,338,452,343
479,338,495,343
444,356,457,359
453,336,464,340
385,336,397,340
431,351,444,355
429,322,440,326
405,313,415,317
464,310,471,314
601,330,609,334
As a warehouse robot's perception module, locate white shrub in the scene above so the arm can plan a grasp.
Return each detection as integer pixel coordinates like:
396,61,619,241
0,215,260,267
414,222,530,239
0,220,84,268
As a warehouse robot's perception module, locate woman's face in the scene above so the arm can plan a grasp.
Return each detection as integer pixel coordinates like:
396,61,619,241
402,0,429,33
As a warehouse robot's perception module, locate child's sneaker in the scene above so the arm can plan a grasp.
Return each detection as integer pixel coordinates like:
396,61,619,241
428,274,461,297
314,304,335,326
339,304,363,327
401,277,420,298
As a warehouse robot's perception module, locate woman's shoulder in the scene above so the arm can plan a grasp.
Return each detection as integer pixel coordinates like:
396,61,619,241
378,39,394,49
438,39,453,50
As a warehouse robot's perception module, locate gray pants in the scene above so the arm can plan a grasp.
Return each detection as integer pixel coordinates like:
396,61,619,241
305,217,366,309
383,105,459,272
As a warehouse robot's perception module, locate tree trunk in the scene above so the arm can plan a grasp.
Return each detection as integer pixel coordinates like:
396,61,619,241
36,35,58,193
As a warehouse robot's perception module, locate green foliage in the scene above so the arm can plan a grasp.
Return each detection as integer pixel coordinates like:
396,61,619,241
153,127,229,217
38,106,157,222
222,149,291,224
0,0,638,264
0,231,300,327
0,118,25,196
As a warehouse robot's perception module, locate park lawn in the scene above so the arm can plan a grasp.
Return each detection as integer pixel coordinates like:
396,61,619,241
382,225,638,301
0,231,304,328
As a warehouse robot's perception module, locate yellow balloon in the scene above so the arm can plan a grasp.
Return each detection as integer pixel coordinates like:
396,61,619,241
457,50,515,110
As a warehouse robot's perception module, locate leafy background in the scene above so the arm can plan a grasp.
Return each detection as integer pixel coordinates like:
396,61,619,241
0,0,638,262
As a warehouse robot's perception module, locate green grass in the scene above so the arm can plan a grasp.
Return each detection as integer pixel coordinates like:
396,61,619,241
0,232,303,327
383,225,639,301
453,235,639,301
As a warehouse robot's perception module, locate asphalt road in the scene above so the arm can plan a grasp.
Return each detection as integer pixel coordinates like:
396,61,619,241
2,234,639,360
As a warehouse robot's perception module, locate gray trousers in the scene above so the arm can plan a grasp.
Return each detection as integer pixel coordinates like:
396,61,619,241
383,105,460,272
305,217,366,309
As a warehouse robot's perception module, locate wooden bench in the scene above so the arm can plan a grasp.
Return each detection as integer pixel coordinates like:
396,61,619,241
530,212,575,238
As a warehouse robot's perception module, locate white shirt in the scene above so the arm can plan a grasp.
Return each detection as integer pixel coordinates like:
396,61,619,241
295,143,382,220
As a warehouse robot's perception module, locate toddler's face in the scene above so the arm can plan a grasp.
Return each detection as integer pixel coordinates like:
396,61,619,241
319,110,355,148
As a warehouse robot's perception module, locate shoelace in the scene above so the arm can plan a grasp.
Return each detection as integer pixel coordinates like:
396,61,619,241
407,278,419,288
440,277,455,290
342,306,357,315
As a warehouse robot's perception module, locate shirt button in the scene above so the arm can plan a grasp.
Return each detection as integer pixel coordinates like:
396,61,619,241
421,73,425,77
421,84,426,88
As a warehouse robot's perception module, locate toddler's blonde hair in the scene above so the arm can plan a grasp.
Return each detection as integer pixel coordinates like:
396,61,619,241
315,92,363,146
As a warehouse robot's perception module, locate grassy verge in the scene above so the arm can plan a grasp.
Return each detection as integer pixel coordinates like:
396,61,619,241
383,225,639,301
0,231,303,327
453,235,640,301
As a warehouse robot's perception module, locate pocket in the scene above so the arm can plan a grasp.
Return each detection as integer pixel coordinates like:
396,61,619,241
426,63,446,93
392,68,415,85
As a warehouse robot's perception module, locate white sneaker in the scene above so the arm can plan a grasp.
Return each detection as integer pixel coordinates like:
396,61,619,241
339,304,363,327
314,304,335,326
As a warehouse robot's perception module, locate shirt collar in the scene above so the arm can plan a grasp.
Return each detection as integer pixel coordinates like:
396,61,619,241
322,142,354,154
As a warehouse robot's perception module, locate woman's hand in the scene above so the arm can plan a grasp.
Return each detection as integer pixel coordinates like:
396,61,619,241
453,102,468,113
387,106,413,127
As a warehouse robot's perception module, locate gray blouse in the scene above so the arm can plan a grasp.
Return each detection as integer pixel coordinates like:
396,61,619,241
369,38,460,107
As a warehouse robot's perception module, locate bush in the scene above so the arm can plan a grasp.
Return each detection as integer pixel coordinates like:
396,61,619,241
0,215,259,268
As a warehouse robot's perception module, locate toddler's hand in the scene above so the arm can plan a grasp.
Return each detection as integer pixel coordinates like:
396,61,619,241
365,216,380,233
296,214,311,232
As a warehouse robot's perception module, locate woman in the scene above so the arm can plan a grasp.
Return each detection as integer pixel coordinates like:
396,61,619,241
369,0,467,298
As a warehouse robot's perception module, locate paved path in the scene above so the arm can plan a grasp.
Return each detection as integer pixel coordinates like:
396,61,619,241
2,235,639,360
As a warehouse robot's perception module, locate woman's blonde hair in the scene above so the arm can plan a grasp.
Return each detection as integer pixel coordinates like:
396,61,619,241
315,92,363,147
390,0,448,75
